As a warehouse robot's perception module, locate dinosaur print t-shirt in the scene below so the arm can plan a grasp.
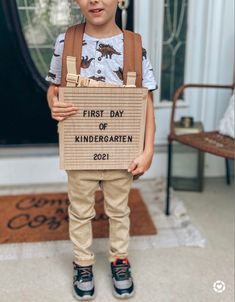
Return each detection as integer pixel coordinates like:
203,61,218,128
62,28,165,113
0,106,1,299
46,32,157,91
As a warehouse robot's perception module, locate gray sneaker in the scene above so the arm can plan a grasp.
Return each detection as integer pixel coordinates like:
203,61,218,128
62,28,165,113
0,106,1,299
111,258,135,299
72,262,95,301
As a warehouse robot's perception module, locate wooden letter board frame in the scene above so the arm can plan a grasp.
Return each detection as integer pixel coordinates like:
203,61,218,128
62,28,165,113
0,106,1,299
59,87,148,170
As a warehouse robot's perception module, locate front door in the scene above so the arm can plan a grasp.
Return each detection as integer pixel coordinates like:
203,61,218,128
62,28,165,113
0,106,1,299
0,0,134,145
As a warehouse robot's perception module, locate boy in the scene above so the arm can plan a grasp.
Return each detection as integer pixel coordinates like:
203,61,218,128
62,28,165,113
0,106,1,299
46,0,157,300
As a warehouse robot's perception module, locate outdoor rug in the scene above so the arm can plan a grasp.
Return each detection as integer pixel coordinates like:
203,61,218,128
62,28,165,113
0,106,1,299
0,178,206,261
0,188,157,244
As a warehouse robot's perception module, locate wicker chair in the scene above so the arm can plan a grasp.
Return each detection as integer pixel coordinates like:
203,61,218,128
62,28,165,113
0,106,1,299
166,83,235,215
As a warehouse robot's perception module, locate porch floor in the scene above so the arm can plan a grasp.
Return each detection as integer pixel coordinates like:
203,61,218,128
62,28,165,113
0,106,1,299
0,177,234,302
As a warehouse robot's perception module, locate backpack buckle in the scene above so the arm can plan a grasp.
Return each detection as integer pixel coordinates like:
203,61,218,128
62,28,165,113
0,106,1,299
125,72,136,87
66,73,79,86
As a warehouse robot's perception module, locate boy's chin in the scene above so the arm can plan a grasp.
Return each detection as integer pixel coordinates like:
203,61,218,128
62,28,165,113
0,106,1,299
86,17,110,27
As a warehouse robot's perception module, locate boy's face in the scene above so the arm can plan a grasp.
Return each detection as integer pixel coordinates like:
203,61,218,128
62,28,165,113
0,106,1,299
76,0,120,26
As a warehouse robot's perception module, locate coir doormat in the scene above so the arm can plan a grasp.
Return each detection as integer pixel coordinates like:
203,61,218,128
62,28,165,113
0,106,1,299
0,188,157,244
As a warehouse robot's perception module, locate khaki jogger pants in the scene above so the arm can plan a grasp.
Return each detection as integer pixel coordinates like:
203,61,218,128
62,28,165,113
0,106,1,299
66,169,133,266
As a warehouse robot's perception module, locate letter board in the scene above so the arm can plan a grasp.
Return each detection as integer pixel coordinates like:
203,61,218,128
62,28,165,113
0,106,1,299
58,87,148,170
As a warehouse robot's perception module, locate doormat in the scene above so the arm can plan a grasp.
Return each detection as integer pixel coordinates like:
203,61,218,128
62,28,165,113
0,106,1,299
0,188,157,244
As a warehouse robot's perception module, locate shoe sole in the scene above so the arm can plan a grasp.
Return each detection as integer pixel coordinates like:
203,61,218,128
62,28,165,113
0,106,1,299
72,287,96,301
112,287,135,300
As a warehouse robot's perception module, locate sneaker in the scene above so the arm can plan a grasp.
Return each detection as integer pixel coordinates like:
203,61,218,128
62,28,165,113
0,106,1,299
111,258,135,299
72,261,95,301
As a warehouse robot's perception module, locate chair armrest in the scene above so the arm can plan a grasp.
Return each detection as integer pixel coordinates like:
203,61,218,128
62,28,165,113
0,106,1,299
169,83,234,140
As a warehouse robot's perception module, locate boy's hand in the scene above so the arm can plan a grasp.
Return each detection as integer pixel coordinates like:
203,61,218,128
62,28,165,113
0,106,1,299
49,86,79,121
127,150,154,180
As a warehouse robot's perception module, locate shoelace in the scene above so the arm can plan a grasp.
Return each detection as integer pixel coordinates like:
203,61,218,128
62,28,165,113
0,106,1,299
74,264,93,282
113,263,130,280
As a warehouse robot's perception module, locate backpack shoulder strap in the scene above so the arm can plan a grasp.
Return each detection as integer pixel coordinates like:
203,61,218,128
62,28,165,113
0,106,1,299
61,25,143,88
61,23,85,87
123,30,143,88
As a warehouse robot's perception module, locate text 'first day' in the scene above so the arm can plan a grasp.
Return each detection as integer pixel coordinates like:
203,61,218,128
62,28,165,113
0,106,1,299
82,110,124,118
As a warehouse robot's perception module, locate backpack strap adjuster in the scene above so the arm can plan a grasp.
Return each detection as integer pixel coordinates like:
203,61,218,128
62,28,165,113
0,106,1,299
66,56,79,87
125,72,136,87
66,73,79,85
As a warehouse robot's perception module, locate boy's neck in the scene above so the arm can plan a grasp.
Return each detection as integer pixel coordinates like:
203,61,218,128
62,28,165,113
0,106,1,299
84,22,122,38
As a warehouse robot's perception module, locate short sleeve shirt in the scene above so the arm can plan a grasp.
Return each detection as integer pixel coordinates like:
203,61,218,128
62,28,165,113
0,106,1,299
45,32,158,91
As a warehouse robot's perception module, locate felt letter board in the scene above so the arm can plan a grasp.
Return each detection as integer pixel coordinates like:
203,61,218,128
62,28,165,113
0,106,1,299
58,87,148,170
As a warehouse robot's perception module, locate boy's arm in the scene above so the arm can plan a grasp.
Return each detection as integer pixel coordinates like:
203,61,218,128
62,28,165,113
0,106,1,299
47,84,58,110
143,91,156,156
128,91,156,177
47,83,78,121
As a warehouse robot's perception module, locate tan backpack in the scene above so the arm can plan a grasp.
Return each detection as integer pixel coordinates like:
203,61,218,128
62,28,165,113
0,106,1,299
61,23,143,88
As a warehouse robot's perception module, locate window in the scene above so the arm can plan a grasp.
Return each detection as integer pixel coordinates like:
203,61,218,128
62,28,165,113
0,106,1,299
16,0,84,77
160,0,188,102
